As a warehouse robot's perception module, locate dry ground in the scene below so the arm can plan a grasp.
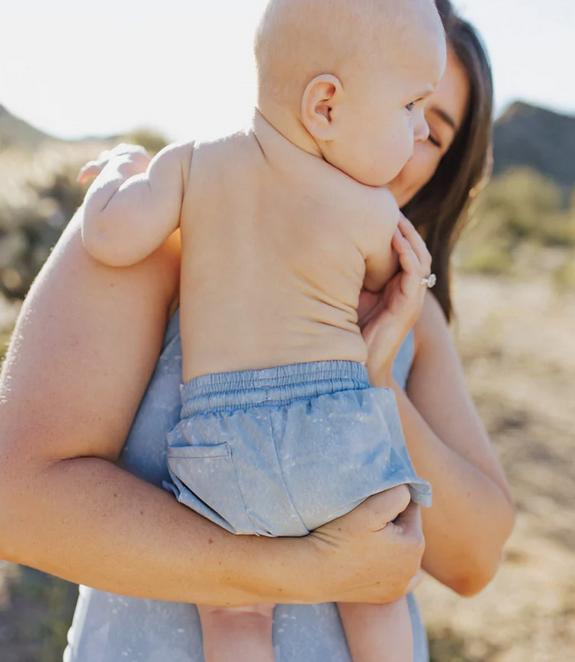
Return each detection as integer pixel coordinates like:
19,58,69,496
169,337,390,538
1,272,574,661
419,273,575,662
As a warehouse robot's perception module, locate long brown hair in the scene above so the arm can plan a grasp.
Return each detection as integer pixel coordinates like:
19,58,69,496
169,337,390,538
402,0,494,320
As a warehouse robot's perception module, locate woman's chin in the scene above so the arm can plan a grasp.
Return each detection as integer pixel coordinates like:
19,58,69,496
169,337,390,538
387,178,413,208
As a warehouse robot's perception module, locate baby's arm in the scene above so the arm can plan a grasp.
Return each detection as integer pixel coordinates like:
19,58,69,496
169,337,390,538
82,142,194,266
363,188,401,293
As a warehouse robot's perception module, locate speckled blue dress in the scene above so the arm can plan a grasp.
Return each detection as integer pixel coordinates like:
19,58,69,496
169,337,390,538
64,311,428,662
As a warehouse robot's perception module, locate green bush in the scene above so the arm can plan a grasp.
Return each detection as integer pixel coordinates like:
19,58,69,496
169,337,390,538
460,246,515,276
0,330,11,364
0,144,104,298
3,565,78,662
121,128,170,156
554,256,575,291
460,168,575,277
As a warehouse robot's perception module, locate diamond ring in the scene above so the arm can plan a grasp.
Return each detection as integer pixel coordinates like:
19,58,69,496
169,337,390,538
421,274,437,289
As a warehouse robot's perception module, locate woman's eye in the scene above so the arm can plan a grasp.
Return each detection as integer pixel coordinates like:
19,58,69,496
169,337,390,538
405,101,416,112
428,135,441,148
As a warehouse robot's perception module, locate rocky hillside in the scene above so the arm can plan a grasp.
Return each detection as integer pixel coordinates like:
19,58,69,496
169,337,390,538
0,105,60,153
0,108,167,299
493,102,575,192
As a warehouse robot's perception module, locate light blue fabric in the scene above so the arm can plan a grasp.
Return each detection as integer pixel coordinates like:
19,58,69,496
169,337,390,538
64,311,428,662
166,361,431,537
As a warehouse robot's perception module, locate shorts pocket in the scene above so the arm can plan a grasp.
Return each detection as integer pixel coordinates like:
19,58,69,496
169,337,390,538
166,442,256,535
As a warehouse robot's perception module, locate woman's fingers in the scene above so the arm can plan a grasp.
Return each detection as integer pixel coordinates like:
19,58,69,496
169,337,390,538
358,485,411,531
398,215,432,276
391,229,425,301
309,488,424,604
391,500,422,535
360,216,432,383
352,486,412,532
393,217,434,302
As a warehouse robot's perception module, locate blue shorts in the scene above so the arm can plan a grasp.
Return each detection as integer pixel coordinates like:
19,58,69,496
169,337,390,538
165,361,431,537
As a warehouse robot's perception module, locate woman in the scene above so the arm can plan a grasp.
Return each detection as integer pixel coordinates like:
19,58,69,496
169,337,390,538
0,1,514,660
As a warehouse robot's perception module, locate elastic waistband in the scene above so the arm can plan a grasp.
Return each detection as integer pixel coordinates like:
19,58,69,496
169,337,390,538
181,360,369,417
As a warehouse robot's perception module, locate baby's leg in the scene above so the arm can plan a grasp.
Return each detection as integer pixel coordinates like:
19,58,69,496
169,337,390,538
338,597,413,662
197,603,275,662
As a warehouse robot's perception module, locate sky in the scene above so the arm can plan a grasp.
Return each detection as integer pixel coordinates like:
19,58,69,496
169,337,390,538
1,0,574,142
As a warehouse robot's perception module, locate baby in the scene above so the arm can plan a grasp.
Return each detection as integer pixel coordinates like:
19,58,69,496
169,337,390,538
81,0,446,660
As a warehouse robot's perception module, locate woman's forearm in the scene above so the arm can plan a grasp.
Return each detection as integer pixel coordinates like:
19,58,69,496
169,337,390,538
0,453,306,606
385,380,514,596
0,451,424,609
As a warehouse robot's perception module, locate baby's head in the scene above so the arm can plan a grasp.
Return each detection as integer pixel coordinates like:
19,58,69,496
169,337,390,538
255,0,446,186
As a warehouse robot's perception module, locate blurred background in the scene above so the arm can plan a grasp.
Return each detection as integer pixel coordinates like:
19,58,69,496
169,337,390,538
1,1,574,661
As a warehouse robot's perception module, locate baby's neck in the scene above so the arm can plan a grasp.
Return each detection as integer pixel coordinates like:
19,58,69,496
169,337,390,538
253,98,323,156
252,105,344,189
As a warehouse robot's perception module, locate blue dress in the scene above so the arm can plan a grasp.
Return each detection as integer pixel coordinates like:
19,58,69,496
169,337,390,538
64,311,428,662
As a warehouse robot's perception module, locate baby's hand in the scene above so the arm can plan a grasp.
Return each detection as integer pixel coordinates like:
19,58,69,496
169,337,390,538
77,144,151,184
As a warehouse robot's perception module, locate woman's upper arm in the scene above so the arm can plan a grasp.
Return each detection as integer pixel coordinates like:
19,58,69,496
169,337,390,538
408,293,513,504
0,209,180,468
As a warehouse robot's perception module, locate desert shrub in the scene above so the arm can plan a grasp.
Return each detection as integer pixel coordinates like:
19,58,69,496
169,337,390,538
554,256,575,291
2,565,78,662
459,168,575,276
0,131,172,300
121,128,170,155
483,169,564,243
0,330,10,363
459,245,515,276
0,142,111,298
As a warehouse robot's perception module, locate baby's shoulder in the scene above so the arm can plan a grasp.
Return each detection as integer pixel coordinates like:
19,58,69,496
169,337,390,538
344,183,400,238
188,133,263,192
192,131,256,165
363,186,399,222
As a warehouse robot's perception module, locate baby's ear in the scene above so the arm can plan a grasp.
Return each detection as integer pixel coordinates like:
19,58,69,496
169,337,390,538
301,74,343,142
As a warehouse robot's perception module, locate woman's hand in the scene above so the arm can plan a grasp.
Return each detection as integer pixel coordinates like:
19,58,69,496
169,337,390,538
359,215,432,387
77,143,151,183
305,487,424,604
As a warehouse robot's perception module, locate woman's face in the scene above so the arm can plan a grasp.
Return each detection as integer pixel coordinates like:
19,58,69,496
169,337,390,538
387,46,471,208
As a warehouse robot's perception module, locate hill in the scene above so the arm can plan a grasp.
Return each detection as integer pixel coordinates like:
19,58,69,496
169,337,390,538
493,102,575,192
2,100,575,191
0,105,61,152
0,107,170,299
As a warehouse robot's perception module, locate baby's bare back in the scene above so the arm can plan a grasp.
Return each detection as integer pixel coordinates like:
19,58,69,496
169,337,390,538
179,124,398,382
